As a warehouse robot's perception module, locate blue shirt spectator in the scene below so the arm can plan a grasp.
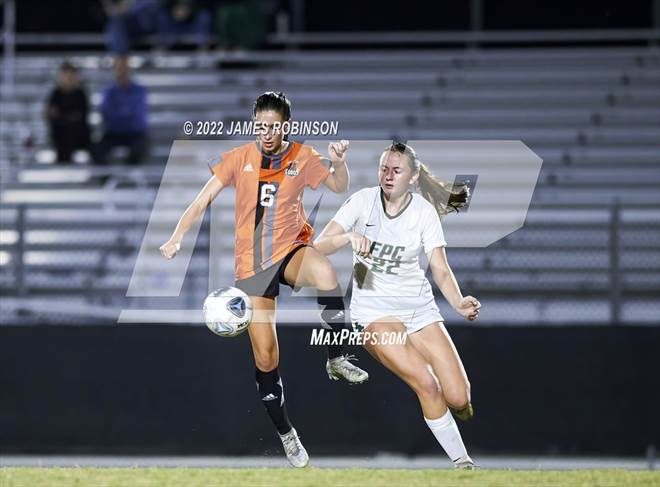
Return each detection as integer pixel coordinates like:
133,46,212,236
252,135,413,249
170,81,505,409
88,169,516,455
101,81,148,134
94,56,149,165
103,0,160,54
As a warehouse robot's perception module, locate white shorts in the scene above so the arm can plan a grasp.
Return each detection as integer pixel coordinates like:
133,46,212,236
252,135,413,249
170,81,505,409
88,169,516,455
350,305,444,335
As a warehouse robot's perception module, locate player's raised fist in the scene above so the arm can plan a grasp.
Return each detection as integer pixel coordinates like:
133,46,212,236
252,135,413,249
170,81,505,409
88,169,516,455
456,295,481,321
160,239,181,260
348,232,372,258
328,140,350,165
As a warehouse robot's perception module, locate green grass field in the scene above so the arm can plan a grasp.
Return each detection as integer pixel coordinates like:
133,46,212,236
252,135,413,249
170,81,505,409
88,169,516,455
1,468,658,487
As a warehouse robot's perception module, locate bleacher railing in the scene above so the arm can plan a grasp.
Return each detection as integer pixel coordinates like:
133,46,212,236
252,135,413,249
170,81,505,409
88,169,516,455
2,199,655,325
3,28,660,48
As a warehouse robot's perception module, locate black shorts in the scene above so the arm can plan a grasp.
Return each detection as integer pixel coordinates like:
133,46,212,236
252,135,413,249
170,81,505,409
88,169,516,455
234,244,308,298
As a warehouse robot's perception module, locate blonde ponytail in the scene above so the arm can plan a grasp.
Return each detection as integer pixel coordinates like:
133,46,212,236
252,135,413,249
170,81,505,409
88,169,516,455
416,163,469,216
384,142,470,216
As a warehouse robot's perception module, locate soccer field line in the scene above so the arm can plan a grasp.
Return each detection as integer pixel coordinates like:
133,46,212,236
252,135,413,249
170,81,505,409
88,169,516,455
0,455,654,470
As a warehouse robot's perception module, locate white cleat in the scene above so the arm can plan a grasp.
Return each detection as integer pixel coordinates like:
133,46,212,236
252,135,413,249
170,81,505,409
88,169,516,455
326,354,369,384
279,428,309,468
454,456,478,470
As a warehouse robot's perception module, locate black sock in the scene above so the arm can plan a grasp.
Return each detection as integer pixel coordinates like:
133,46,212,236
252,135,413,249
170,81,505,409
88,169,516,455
318,285,346,360
255,367,292,435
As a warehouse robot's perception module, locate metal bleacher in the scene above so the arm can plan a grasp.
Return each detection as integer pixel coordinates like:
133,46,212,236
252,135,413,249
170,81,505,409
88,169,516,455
1,42,659,326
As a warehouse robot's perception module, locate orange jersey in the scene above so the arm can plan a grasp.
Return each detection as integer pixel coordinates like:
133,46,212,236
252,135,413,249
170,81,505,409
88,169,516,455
211,141,331,280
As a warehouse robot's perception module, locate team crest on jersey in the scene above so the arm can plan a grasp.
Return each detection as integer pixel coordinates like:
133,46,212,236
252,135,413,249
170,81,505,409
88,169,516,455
285,161,300,177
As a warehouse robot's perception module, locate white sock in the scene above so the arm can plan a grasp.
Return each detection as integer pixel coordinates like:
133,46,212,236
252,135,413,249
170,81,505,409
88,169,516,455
424,409,470,463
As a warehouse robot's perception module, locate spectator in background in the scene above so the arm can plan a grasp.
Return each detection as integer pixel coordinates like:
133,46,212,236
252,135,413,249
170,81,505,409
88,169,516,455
103,0,161,54
214,0,265,51
94,56,149,165
157,0,212,50
46,62,91,164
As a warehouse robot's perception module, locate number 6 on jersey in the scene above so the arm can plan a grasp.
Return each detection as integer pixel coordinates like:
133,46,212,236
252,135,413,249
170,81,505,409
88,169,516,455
260,183,278,207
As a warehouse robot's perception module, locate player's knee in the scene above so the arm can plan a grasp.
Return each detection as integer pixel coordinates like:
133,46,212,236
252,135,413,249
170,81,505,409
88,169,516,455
414,372,440,399
254,349,279,372
312,260,337,290
445,381,472,417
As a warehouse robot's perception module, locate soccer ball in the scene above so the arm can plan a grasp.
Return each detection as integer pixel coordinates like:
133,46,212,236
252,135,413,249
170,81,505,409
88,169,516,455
203,287,252,337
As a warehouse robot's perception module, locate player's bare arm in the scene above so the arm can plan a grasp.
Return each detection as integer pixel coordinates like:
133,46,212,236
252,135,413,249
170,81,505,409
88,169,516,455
159,175,225,259
314,221,371,257
427,246,481,321
323,140,350,193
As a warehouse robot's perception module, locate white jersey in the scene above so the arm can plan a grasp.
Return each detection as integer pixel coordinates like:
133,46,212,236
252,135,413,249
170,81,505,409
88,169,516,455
332,186,447,328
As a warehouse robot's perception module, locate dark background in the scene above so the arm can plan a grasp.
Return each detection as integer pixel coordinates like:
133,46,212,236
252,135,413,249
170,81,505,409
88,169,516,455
1,325,658,456
6,0,655,33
